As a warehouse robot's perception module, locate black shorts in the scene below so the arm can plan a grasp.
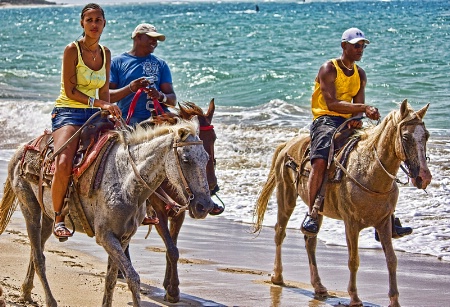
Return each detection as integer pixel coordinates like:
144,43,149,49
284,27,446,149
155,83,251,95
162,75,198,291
310,115,347,161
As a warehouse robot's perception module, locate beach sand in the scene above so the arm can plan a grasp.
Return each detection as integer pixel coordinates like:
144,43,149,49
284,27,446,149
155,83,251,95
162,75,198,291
0,160,449,307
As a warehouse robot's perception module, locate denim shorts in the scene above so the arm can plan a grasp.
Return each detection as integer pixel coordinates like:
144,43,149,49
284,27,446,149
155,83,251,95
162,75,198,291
51,107,100,131
310,115,347,161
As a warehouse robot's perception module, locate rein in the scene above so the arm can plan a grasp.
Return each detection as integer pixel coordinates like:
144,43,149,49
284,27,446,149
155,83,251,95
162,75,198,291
126,88,165,125
126,136,203,213
330,116,396,196
333,113,423,195
373,147,409,185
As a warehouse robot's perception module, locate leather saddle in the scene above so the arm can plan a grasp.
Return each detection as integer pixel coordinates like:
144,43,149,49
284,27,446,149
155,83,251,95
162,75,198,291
286,128,360,183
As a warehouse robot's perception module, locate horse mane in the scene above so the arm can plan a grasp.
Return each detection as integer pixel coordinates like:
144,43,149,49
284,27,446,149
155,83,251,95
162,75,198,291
358,103,414,148
179,102,206,117
117,119,199,146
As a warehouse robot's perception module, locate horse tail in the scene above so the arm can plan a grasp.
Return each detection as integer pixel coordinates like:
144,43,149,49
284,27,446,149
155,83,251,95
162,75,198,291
252,142,287,234
0,177,18,235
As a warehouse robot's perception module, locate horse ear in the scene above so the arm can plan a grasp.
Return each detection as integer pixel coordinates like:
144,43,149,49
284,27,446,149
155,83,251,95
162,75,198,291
178,102,189,119
400,99,409,118
206,98,215,123
415,103,430,120
190,115,200,135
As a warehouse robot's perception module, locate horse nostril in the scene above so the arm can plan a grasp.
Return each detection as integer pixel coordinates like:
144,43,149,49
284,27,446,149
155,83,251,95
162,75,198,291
195,203,205,212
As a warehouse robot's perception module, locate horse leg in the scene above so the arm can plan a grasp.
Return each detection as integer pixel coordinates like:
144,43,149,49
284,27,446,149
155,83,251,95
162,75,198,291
304,215,328,296
344,222,363,307
272,179,297,285
376,219,400,307
18,200,57,307
103,256,119,307
99,234,140,307
154,208,184,303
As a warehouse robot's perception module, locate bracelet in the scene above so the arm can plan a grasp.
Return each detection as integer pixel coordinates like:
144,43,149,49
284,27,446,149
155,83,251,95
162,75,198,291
159,92,167,103
88,96,95,108
129,83,135,93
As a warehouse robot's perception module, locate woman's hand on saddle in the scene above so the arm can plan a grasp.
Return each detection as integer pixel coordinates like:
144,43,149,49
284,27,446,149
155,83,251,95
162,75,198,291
365,105,380,120
98,100,122,118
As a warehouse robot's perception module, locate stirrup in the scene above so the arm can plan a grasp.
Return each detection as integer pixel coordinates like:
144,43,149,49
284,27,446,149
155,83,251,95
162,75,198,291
53,222,73,242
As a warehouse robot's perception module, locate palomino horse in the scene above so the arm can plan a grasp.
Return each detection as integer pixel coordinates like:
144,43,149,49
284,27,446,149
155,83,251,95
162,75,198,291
0,118,215,307
253,100,432,307
141,99,218,303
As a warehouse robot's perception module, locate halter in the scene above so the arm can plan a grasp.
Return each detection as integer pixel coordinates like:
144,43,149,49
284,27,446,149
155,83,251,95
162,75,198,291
126,137,203,213
199,125,214,131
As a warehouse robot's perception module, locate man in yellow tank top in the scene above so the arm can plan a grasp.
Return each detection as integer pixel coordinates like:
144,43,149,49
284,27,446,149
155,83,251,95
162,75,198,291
302,28,412,240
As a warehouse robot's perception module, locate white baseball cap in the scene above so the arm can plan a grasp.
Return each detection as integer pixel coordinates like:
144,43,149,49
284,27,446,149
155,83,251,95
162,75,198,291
341,27,370,44
131,23,166,41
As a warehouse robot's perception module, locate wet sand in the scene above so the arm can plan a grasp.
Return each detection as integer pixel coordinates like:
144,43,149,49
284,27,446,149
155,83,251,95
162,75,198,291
0,160,449,306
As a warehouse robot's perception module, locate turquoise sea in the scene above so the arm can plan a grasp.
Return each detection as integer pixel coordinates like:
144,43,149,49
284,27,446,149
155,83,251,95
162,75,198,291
0,0,449,261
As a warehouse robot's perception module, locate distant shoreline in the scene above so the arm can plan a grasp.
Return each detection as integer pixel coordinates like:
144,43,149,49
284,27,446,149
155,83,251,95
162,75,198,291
0,0,56,7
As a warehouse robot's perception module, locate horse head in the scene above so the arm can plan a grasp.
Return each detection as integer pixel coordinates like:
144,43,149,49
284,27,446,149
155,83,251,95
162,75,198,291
395,99,432,189
165,117,215,219
178,99,218,194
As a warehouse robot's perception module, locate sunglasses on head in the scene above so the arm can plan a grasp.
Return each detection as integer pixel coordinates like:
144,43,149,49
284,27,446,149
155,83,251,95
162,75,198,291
352,42,367,49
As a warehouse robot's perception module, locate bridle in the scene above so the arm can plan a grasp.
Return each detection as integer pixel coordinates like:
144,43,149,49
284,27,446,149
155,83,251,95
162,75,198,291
126,136,203,213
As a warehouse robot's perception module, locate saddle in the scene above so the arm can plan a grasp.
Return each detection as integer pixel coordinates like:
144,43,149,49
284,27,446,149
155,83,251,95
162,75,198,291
19,113,118,237
285,128,360,183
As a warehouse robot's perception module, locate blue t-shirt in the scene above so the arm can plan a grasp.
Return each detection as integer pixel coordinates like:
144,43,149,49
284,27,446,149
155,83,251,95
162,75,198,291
110,52,173,123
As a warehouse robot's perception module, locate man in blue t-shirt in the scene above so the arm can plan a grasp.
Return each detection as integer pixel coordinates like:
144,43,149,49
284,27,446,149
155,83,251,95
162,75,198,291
110,23,224,228
110,23,176,125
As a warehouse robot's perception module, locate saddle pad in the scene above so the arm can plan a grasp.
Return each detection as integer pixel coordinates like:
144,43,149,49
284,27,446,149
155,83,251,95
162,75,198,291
72,132,118,197
73,132,117,179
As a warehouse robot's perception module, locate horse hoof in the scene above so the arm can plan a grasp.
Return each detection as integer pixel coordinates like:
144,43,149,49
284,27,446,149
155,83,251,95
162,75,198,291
271,275,284,285
314,286,328,297
164,293,180,303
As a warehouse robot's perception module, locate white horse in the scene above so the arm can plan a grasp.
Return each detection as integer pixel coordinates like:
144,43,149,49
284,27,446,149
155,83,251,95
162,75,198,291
0,117,215,307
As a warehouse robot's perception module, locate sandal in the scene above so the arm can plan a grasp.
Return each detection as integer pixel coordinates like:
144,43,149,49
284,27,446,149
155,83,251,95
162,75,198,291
53,222,73,240
142,215,159,225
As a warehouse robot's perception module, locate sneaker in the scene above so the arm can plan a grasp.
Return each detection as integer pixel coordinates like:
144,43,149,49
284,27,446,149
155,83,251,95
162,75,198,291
209,202,224,216
301,214,320,236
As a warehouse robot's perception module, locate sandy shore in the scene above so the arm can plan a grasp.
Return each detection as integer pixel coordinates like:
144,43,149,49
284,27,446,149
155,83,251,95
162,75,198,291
1,160,449,307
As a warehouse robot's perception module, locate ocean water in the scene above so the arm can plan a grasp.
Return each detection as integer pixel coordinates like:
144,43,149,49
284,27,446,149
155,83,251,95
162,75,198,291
0,0,449,262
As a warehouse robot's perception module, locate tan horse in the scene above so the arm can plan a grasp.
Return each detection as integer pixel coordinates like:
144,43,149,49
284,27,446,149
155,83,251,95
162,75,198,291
253,100,432,307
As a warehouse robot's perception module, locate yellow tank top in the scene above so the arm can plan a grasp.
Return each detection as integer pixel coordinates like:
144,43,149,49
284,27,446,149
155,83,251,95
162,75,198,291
55,42,106,108
311,58,360,120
